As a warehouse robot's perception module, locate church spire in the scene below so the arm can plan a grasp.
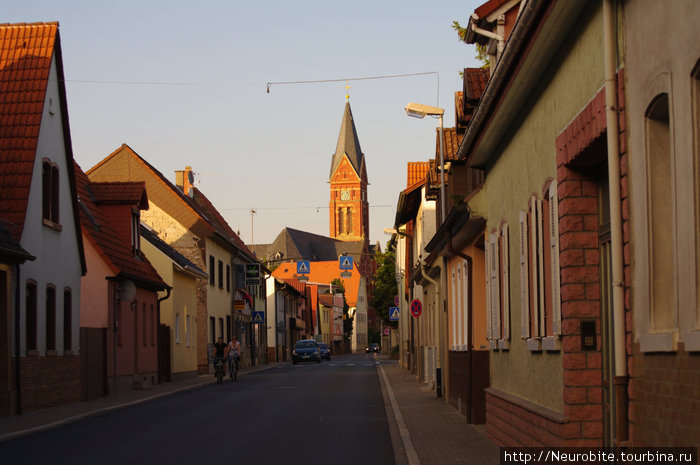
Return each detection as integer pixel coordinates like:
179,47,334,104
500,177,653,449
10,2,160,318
329,101,364,180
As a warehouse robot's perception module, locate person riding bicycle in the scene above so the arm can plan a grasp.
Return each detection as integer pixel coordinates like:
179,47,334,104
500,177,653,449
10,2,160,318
225,336,241,379
213,337,226,376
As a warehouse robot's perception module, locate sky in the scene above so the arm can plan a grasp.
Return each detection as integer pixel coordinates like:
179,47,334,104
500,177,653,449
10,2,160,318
5,0,483,248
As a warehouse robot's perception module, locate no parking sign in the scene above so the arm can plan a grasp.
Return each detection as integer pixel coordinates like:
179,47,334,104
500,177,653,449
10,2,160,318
410,299,422,318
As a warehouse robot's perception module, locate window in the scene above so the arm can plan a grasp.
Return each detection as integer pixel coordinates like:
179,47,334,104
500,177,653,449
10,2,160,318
63,289,72,351
218,318,224,339
485,224,510,349
226,265,231,292
209,256,215,286
226,316,231,341
645,94,674,334
175,313,181,343
131,211,141,255
209,316,215,343
26,281,37,352
218,260,224,289
347,208,353,234
186,315,191,346
519,185,562,351
46,286,56,351
151,305,155,346
42,160,60,225
338,208,345,235
143,303,148,347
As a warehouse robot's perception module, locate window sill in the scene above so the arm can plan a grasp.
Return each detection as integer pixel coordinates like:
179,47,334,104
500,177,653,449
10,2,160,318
42,218,62,231
497,339,510,350
26,350,40,357
639,332,675,353
46,350,59,357
489,340,499,350
526,338,542,351
682,331,700,352
542,336,561,352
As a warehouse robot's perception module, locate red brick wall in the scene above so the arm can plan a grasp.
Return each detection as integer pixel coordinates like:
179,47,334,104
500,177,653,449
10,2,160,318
17,355,81,412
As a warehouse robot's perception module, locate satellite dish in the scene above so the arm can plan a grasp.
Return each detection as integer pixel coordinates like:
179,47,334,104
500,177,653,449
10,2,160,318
187,186,194,198
116,279,136,302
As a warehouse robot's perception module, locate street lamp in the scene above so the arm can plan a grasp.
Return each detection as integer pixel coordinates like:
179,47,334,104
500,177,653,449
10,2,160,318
405,102,446,223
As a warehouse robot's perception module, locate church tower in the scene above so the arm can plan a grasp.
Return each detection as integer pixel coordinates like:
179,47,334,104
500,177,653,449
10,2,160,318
329,101,369,243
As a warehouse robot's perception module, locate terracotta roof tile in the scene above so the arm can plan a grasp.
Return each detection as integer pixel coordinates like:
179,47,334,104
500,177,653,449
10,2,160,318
406,162,429,188
75,162,167,290
434,127,463,161
272,260,360,307
465,68,489,103
91,182,148,210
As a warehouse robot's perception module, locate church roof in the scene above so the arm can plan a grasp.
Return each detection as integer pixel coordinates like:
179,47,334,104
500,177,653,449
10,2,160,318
329,101,364,179
249,227,364,263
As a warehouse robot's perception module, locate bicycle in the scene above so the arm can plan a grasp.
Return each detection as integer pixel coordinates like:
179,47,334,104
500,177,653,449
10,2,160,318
228,354,239,382
214,359,224,384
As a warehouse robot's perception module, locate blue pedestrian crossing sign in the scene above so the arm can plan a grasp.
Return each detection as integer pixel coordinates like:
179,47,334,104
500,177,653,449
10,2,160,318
389,306,400,321
252,311,265,325
339,256,354,270
296,261,310,274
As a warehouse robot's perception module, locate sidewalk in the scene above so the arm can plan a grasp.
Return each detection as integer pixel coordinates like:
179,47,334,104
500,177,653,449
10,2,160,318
0,358,501,465
378,360,500,465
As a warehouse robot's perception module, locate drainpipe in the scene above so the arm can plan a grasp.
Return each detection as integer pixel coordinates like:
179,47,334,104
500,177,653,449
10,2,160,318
14,264,22,415
157,287,172,382
448,236,474,423
603,0,628,444
420,261,442,397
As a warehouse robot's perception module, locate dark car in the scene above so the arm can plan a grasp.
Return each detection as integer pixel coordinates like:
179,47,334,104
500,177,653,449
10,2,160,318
292,339,321,364
318,342,331,361
366,343,380,353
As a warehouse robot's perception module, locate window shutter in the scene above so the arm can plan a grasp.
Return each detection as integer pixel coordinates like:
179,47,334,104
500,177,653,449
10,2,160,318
529,197,540,338
451,270,457,348
462,260,470,350
549,182,561,336
489,233,501,340
500,224,510,341
485,239,492,341
519,211,530,339
535,198,545,337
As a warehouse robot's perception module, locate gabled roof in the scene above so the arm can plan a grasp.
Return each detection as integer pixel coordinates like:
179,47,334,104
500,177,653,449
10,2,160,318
75,162,167,291
0,22,86,273
0,23,58,240
329,102,365,179
0,220,34,263
250,227,365,263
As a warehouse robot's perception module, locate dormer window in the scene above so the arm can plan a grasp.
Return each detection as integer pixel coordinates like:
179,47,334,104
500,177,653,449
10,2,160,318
42,159,60,228
131,209,141,256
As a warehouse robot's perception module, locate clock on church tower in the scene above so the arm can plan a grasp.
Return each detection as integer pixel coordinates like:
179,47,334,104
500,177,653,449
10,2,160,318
329,101,369,244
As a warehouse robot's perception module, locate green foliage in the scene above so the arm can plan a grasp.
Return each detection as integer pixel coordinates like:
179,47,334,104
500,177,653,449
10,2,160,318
370,243,397,326
331,278,353,339
452,20,490,69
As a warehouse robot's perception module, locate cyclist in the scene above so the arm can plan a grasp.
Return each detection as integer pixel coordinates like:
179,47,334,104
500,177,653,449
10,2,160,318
213,337,226,377
226,336,241,380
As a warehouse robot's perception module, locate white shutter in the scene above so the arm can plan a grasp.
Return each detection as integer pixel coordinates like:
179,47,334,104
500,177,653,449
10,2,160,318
535,198,545,338
529,197,540,338
489,233,501,340
549,182,561,336
451,270,457,349
485,238,492,341
519,211,530,339
500,224,510,341
462,259,470,350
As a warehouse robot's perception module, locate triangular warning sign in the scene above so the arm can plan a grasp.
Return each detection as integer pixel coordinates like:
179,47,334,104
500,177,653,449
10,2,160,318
390,308,400,320
252,312,264,324
297,261,310,273
341,258,352,268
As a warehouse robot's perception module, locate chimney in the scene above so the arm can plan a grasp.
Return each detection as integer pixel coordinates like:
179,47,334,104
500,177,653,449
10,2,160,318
174,166,195,197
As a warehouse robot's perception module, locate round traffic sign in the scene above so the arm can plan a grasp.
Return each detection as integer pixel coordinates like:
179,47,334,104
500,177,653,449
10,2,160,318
410,299,422,318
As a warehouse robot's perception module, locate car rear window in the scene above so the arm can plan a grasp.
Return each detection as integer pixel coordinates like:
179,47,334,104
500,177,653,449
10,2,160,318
296,340,317,348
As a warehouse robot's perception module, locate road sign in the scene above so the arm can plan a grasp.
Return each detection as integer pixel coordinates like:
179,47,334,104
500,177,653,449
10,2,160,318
296,261,310,274
389,306,400,321
340,271,352,278
394,295,399,306
245,263,260,285
384,328,390,336
252,311,265,324
339,256,354,270
410,299,422,318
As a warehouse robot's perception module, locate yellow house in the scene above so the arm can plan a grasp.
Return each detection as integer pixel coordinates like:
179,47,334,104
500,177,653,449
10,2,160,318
141,227,207,380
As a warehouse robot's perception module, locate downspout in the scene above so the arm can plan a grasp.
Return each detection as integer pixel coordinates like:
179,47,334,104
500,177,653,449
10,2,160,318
448,236,474,423
157,287,172,382
14,264,21,415
603,0,628,444
420,261,442,397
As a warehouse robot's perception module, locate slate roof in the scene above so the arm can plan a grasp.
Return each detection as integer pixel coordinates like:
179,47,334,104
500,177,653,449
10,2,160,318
75,162,167,290
249,227,364,263
329,101,365,179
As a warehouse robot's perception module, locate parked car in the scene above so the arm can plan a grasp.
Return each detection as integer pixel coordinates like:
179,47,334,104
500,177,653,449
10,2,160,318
292,339,321,364
366,343,380,353
318,342,331,361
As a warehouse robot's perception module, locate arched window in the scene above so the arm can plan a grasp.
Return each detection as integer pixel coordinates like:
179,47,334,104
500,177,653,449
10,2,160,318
347,208,353,235
645,93,674,332
338,208,345,235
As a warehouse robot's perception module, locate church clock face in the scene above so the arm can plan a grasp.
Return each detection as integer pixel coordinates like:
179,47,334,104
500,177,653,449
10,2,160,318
340,189,351,201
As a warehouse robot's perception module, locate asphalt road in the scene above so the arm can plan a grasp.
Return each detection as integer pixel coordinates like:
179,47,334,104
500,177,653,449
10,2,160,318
0,353,395,465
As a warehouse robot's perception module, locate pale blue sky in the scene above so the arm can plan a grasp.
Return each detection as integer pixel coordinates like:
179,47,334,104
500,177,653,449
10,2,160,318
5,0,482,247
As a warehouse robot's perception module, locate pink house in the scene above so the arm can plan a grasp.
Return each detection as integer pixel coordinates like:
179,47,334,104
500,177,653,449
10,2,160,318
76,163,168,396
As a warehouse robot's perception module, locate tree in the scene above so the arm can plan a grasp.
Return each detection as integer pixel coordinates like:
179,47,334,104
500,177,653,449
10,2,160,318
451,20,489,69
370,243,397,326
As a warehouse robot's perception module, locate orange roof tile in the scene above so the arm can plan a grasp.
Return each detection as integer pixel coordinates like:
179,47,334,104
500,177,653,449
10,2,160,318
406,162,429,188
0,23,58,239
272,260,360,307
90,182,149,210
434,127,464,161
